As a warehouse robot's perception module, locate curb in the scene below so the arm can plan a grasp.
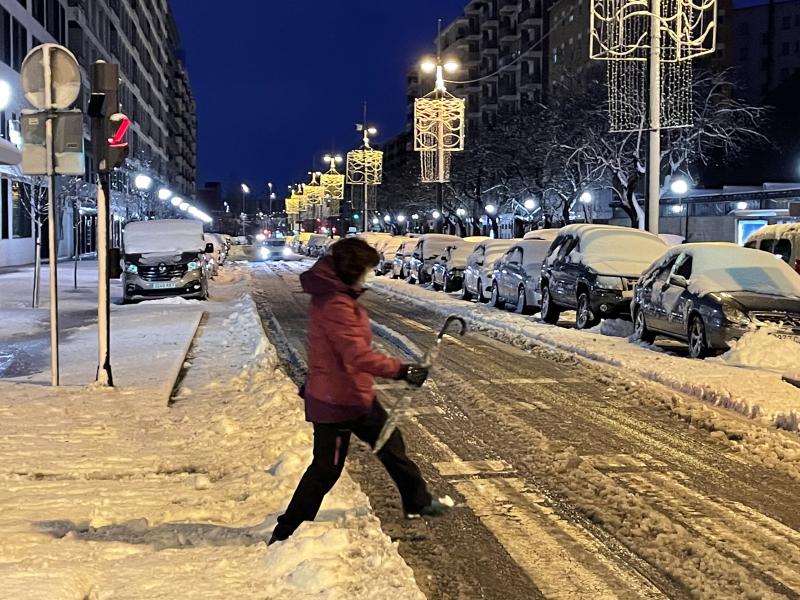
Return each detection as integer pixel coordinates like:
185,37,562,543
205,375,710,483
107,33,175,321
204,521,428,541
161,309,205,405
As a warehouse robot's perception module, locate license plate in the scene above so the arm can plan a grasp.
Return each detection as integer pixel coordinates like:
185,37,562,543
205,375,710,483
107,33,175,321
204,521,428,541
151,281,177,290
771,332,799,341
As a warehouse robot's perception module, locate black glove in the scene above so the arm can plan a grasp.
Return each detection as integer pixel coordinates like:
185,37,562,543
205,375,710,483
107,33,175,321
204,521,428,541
398,364,429,387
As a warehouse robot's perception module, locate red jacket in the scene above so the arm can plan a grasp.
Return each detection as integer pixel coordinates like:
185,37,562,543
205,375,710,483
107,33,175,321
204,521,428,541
300,256,403,423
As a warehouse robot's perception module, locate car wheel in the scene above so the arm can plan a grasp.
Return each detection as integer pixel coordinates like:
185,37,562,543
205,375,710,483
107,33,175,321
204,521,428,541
477,279,489,303
633,305,656,344
576,292,599,330
514,286,531,315
688,315,710,359
490,282,506,309
540,284,561,324
460,284,473,301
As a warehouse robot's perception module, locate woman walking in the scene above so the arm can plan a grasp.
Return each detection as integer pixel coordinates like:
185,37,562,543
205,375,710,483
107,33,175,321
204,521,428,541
270,238,451,545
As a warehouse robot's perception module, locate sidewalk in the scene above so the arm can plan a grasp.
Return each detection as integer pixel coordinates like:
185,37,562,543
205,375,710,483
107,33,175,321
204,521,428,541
0,264,424,599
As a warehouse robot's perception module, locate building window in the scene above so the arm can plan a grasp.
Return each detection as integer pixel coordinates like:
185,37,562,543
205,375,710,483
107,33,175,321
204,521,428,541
12,19,27,72
1,7,10,67
33,0,45,26
11,182,32,239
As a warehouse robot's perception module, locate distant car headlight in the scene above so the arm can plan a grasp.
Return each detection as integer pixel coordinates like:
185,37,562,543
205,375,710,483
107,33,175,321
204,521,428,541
723,304,751,325
126,264,138,274
282,247,292,257
261,247,270,259
187,261,200,271
595,275,624,290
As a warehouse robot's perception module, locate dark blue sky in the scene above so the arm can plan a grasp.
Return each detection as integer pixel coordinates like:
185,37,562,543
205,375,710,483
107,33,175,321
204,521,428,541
170,1,467,203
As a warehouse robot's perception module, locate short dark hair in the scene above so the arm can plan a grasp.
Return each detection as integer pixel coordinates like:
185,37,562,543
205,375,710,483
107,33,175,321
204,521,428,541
331,238,380,285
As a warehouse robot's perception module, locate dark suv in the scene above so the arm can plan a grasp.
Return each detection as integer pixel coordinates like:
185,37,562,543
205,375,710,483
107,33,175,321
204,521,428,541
539,224,668,329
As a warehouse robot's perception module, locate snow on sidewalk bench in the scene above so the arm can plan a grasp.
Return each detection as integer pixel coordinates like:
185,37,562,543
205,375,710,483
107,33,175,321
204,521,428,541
0,268,424,599
371,278,800,433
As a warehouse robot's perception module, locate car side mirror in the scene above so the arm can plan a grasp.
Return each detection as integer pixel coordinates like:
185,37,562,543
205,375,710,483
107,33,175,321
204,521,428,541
669,274,688,288
205,243,215,253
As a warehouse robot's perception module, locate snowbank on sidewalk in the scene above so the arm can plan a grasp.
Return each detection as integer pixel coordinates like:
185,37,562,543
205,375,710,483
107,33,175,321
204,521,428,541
370,278,800,433
0,266,424,599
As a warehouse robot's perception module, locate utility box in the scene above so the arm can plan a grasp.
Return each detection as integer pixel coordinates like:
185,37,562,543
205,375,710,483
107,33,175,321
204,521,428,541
21,109,85,176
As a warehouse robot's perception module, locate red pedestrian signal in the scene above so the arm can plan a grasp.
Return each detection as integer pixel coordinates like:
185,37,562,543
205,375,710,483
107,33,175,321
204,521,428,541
108,113,130,147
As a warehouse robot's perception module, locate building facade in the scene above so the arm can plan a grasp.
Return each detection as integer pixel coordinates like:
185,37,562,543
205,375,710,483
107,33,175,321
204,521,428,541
0,0,196,268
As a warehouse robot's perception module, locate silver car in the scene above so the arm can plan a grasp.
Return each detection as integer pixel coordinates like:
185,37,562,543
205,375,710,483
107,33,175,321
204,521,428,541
490,239,555,313
461,240,516,302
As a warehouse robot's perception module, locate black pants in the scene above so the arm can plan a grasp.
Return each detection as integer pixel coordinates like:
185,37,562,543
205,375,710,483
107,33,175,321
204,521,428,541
271,400,432,541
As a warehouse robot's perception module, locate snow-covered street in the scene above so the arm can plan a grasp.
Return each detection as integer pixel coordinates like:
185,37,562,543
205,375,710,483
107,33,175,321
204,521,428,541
254,258,800,600
0,263,423,599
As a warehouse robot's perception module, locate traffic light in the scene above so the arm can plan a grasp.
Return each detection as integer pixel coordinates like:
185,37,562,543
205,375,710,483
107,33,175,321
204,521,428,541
88,61,129,173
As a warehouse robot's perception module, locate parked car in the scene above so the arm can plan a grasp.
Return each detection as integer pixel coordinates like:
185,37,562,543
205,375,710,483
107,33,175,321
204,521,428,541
745,223,800,274
258,238,293,261
632,243,800,358
291,232,313,254
392,238,419,279
407,234,462,284
377,236,407,275
461,239,517,302
431,240,482,292
539,224,668,329
490,238,557,313
522,229,562,242
203,233,226,276
122,219,213,303
305,234,329,257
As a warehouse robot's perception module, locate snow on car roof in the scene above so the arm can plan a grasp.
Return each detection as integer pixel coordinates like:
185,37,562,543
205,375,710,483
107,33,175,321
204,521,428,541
124,219,205,255
668,243,800,297
746,222,800,241
522,229,561,241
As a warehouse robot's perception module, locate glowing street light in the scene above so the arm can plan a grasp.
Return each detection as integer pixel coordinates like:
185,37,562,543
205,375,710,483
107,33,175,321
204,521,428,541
485,204,497,215
456,208,466,217
134,174,153,191
524,198,537,210
158,187,172,201
397,215,406,223
372,217,380,225
670,178,689,195
671,204,685,214
736,201,748,211
179,202,190,212
384,215,392,223
171,196,182,207
412,214,420,220
0,80,11,110
579,191,593,204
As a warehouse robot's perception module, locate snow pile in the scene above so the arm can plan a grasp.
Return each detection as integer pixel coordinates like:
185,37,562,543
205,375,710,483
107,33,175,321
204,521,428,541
0,265,424,599
589,319,635,338
370,277,800,432
714,328,800,372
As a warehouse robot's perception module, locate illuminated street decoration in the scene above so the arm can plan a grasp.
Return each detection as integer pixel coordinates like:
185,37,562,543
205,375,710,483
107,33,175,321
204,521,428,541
346,147,383,186
303,172,325,206
590,0,717,131
321,154,345,217
414,57,465,183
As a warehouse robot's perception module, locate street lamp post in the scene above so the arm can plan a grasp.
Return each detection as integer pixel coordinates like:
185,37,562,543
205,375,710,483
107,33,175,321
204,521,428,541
240,183,250,236
669,177,691,241
579,191,593,224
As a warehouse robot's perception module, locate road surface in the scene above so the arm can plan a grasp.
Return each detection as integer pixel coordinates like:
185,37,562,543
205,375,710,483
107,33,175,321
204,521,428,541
251,260,800,600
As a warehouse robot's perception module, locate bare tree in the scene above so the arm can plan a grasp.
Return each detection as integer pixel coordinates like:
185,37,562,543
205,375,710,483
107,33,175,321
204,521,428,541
18,179,49,308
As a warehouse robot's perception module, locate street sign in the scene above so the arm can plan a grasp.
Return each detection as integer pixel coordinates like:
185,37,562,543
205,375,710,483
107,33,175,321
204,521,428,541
20,44,81,110
21,109,85,176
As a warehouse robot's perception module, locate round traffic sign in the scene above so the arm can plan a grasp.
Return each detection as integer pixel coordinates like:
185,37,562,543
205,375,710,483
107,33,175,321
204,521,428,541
21,44,81,110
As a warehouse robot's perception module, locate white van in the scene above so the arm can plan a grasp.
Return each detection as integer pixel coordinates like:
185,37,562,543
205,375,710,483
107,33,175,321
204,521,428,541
745,223,800,274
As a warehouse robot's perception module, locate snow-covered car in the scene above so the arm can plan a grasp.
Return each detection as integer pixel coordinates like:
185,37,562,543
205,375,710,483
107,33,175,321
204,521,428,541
745,223,800,274
291,232,313,254
376,236,408,275
431,240,482,292
122,219,212,303
203,233,226,277
522,229,561,242
407,234,462,285
632,243,800,358
257,238,293,261
461,239,516,302
305,234,329,257
357,232,392,250
489,238,557,313
539,224,668,329
392,239,418,279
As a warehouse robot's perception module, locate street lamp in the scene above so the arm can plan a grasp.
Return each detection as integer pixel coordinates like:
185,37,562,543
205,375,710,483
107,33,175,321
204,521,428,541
432,210,441,220
397,215,406,223
670,178,689,195
372,217,379,225
179,202,189,212
456,207,466,217
485,204,497,215
384,215,392,223
524,198,537,210
579,192,593,204
158,187,172,201
0,80,11,111
171,196,182,207
134,174,153,191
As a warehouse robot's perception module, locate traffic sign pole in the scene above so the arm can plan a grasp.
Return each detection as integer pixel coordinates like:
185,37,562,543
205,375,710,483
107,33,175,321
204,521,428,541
43,47,60,387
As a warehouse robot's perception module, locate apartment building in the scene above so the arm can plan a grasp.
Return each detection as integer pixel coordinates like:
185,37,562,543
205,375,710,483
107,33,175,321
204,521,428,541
408,0,547,133
731,0,800,103
0,0,70,266
66,0,197,197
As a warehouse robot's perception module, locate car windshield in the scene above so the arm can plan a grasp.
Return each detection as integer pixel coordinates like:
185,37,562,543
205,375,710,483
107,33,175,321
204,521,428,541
688,246,800,298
